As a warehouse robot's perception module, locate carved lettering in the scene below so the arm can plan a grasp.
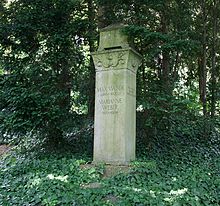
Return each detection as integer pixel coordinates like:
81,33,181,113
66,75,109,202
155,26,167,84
98,98,122,114
99,98,122,105
96,85,124,96
127,86,135,96
102,104,117,111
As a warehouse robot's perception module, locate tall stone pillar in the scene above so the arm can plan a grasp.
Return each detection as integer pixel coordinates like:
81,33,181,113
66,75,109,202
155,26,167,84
92,25,142,164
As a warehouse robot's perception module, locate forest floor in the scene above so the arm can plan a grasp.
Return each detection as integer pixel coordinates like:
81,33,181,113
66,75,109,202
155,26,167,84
0,137,219,206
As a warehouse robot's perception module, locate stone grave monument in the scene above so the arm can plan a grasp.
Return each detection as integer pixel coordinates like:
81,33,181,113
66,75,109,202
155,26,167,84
92,24,142,164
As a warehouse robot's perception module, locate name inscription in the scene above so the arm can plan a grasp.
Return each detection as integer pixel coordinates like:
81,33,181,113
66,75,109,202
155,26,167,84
99,98,122,114
96,85,124,96
96,85,135,97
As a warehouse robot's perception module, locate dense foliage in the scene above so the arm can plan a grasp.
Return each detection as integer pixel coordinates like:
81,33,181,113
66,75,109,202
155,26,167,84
0,0,91,143
0,1,219,147
0,0,220,146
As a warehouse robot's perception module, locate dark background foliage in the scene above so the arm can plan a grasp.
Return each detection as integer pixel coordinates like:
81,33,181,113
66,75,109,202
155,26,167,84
0,0,219,149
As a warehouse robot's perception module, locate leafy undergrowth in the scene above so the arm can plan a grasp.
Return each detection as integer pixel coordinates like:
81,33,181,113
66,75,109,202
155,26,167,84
0,139,219,206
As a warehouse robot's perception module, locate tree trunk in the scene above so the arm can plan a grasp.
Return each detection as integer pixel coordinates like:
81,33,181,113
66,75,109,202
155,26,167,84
87,0,96,118
210,0,217,117
199,0,208,116
160,10,171,94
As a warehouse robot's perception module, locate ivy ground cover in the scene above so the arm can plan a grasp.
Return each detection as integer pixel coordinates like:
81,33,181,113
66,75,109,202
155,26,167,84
0,144,219,206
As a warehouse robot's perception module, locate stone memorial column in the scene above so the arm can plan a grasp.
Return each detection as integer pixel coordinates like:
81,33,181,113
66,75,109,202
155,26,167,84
92,25,142,164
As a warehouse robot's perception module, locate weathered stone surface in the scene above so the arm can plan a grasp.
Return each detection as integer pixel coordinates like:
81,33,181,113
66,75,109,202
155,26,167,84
92,25,141,165
98,24,130,51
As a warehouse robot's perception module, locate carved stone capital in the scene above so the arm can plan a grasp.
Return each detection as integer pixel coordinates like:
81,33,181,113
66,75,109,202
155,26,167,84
92,48,142,73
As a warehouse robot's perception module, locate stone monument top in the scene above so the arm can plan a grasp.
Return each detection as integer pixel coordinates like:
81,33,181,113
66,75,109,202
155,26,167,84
98,24,130,51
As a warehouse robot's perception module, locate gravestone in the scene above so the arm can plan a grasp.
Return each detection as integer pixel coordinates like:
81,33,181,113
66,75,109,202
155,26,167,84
92,24,142,164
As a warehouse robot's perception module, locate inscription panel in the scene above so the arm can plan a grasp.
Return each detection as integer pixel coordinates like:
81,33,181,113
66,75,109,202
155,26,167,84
96,84,135,114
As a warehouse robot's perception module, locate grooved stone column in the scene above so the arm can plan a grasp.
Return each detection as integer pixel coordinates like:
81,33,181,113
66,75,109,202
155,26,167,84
92,25,142,164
